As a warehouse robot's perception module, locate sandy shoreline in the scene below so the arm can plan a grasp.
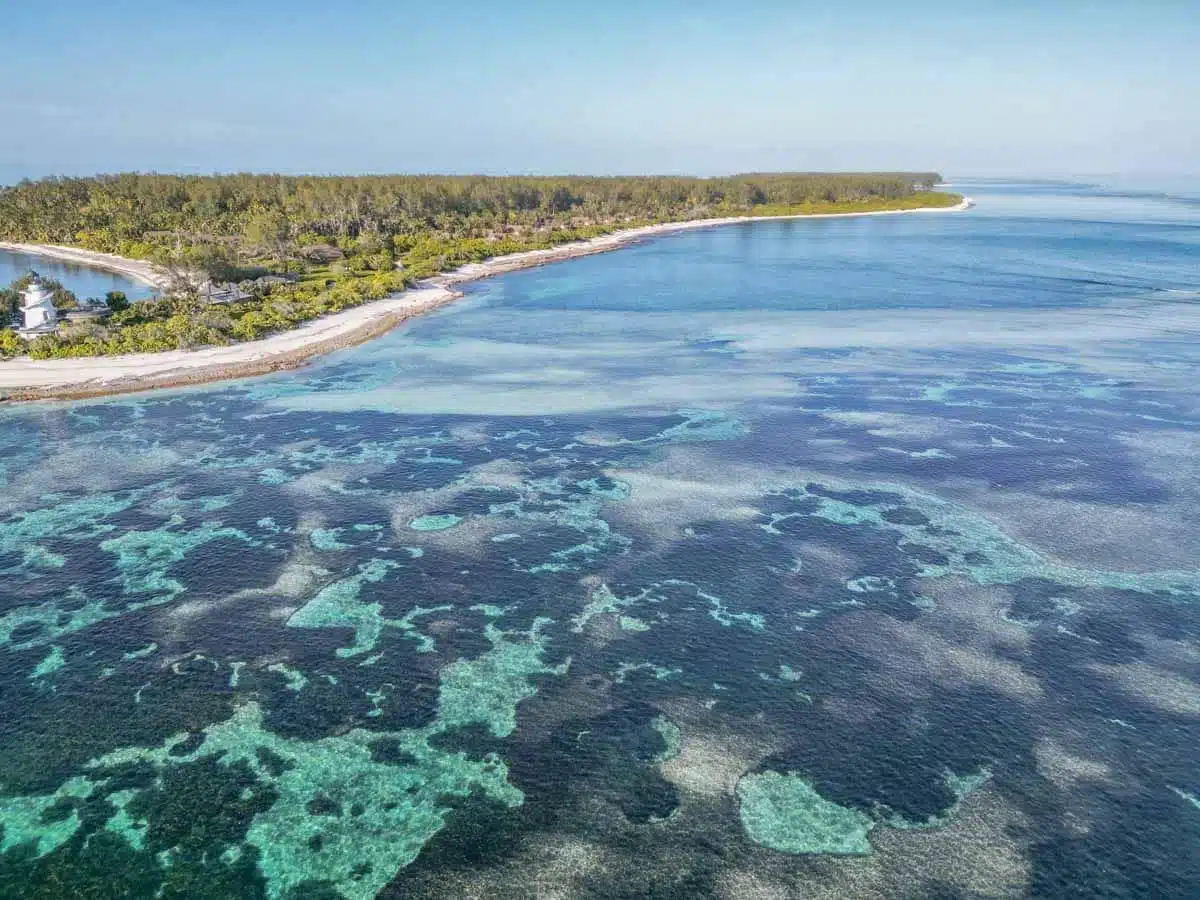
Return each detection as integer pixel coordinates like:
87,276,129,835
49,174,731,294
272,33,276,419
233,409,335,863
0,198,971,402
0,241,171,291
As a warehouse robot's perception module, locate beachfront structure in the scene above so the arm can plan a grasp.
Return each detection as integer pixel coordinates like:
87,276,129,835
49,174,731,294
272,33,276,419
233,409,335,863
199,280,252,305
64,306,109,324
19,274,58,337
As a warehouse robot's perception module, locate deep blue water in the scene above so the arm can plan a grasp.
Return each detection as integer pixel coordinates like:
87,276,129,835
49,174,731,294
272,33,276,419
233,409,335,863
0,182,1197,899
0,249,151,300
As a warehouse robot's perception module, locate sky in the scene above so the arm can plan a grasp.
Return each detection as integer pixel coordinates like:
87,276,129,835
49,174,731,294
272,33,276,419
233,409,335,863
1,0,1197,182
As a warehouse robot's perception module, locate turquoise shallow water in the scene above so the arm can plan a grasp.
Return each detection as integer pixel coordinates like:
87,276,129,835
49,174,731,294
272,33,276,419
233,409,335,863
0,182,1198,898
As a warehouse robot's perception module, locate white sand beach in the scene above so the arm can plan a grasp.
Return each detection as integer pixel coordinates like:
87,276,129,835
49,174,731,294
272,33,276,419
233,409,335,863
0,198,971,400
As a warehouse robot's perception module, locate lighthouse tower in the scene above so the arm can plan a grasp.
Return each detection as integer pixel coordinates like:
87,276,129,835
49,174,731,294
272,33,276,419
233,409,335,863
19,273,58,337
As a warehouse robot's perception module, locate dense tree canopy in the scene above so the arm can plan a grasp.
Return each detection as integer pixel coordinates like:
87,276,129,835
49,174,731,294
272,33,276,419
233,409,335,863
0,172,953,359
0,172,944,249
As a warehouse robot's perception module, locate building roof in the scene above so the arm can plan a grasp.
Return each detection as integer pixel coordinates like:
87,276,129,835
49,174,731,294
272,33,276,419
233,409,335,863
200,281,252,304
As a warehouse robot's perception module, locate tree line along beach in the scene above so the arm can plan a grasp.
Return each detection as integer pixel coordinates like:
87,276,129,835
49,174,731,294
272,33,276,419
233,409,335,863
0,173,967,400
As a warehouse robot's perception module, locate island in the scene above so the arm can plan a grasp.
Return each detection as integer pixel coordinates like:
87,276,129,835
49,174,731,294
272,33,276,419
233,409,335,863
0,172,967,399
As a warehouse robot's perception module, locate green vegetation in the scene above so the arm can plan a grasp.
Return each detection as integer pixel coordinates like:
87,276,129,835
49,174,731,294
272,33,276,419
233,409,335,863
0,172,956,359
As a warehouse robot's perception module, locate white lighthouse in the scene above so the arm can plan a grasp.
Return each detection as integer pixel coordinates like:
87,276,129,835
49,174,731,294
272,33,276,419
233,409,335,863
19,273,58,337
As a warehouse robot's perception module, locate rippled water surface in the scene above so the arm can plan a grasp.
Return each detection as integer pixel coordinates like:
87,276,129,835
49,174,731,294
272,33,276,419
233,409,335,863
1,183,1197,899
0,249,151,301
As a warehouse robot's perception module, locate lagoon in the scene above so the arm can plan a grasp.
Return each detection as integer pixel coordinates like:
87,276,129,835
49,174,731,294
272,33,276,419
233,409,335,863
0,248,152,300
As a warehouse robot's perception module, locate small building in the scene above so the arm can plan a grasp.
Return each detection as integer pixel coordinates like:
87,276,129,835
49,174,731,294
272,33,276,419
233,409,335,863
301,245,344,264
19,273,58,337
243,274,298,295
63,296,112,322
254,274,296,287
64,307,109,324
199,280,252,305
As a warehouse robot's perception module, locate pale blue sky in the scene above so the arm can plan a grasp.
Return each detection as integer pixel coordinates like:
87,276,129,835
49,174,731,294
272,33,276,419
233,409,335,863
1,1,1196,181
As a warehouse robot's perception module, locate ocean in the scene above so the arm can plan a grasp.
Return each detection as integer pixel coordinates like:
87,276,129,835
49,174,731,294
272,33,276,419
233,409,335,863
0,181,1197,898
